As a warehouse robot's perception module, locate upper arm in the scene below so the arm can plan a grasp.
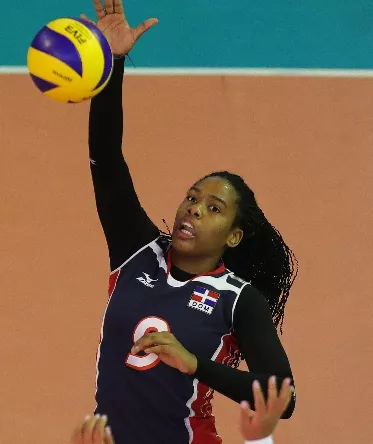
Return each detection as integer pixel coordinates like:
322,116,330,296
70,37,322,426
233,285,294,377
233,285,296,418
90,156,159,271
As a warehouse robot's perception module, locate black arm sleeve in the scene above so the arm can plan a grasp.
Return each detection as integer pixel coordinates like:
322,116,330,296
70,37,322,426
193,285,296,418
89,57,159,271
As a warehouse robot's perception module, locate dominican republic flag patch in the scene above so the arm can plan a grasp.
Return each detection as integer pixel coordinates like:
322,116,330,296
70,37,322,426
188,286,220,315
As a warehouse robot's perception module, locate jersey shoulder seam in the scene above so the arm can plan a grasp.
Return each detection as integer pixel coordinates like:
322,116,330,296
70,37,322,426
110,236,161,275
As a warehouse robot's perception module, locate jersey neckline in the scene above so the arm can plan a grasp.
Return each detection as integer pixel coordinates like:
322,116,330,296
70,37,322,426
166,249,226,283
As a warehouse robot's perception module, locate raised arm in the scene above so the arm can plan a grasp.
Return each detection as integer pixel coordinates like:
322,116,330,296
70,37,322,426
82,0,159,271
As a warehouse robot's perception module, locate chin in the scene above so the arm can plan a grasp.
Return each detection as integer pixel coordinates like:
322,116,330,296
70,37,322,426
171,232,198,256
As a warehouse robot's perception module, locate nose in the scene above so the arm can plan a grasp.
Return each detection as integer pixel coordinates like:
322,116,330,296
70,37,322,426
188,203,202,218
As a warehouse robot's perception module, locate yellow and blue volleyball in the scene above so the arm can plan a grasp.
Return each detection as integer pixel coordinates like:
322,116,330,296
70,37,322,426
27,17,113,103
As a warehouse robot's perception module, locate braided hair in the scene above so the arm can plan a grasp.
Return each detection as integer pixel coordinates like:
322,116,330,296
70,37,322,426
196,171,298,334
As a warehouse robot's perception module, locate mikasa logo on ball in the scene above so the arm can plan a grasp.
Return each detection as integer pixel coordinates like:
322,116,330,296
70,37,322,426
53,70,72,83
64,24,87,44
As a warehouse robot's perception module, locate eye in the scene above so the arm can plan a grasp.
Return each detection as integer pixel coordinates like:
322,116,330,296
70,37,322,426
209,205,221,213
187,195,197,203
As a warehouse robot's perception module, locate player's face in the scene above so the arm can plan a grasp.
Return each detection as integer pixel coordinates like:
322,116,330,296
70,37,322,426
172,176,243,259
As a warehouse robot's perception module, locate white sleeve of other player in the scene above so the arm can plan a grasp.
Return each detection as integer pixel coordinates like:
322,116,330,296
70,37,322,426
244,436,273,444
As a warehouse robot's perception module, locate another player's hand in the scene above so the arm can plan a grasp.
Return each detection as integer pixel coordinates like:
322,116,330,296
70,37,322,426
80,0,158,56
131,332,198,374
71,414,114,444
240,377,293,441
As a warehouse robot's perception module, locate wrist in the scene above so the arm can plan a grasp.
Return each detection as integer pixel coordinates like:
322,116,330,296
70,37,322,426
186,354,198,375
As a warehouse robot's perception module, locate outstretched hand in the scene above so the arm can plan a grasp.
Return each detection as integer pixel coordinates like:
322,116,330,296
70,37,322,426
240,377,293,441
81,0,158,56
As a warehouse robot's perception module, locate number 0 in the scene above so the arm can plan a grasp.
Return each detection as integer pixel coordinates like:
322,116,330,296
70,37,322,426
125,316,170,371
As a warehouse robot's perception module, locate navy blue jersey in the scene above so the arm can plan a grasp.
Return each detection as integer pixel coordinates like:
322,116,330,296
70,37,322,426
95,236,247,444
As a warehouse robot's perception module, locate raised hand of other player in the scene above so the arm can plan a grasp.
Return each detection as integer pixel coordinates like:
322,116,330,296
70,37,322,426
71,414,114,444
131,332,198,375
240,377,293,441
80,0,158,56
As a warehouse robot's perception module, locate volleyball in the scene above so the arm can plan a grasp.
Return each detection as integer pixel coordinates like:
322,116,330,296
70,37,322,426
27,17,113,103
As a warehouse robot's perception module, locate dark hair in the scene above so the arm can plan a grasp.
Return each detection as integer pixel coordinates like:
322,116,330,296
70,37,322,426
196,171,298,334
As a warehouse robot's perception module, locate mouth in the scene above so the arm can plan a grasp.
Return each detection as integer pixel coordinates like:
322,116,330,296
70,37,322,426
175,219,196,239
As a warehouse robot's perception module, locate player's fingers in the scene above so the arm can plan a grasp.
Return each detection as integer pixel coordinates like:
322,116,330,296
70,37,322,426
252,380,266,416
279,378,292,396
82,415,98,444
113,0,124,15
93,0,106,20
92,415,108,444
104,426,115,444
131,335,154,354
276,378,293,413
132,18,159,42
240,400,255,421
131,336,155,354
143,345,164,355
266,376,278,411
131,332,170,354
104,0,114,14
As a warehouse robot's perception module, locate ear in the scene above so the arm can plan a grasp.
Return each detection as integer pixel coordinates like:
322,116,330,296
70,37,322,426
226,227,244,249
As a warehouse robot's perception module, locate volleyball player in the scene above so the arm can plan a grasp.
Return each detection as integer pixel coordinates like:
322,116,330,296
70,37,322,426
79,0,298,442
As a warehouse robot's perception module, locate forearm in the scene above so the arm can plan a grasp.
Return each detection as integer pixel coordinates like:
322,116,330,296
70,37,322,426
89,57,125,166
194,358,295,418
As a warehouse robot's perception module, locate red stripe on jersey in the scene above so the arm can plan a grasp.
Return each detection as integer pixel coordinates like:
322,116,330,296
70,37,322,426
189,333,241,444
95,269,121,391
108,269,121,299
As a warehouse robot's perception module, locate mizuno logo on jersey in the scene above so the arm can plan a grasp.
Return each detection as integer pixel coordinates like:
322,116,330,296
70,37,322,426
136,272,158,288
188,286,220,315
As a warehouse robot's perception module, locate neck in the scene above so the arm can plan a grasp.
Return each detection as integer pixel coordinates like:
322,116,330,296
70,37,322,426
170,249,222,276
